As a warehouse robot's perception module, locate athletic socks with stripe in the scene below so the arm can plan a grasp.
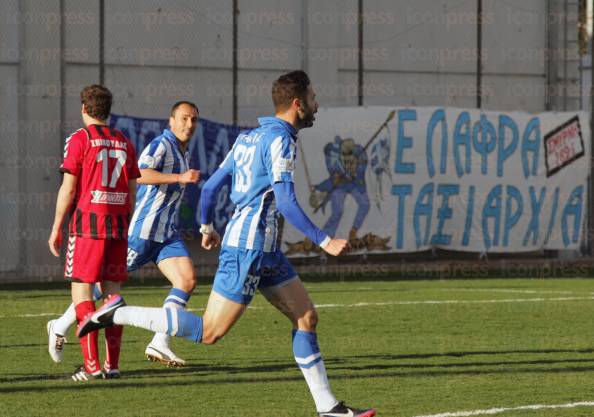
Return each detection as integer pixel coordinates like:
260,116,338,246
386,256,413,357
292,330,338,412
113,306,203,343
150,288,191,347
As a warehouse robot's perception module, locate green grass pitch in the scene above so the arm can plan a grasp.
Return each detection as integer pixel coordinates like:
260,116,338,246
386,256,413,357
3,278,594,416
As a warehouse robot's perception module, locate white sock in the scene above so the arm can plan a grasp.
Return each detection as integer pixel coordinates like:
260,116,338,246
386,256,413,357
150,331,170,347
52,285,101,336
300,359,337,411
53,303,76,335
150,288,190,347
114,307,170,334
293,330,337,412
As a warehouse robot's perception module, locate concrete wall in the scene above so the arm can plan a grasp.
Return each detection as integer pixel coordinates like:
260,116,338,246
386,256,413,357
0,0,21,274
0,0,582,281
1,0,66,280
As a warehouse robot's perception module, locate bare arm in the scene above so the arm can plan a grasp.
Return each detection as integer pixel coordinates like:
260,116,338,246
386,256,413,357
48,173,78,257
137,168,200,185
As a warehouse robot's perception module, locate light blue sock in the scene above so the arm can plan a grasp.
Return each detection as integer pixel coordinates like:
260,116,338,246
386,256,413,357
152,287,193,346
165,308,203,343
114,306,202,343
163,288,190,309
292,330,337,412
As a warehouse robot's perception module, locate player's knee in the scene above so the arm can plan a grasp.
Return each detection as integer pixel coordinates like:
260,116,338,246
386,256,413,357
180,273,196,292
298,309,318,331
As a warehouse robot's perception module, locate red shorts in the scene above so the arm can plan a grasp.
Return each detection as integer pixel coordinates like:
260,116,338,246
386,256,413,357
65,235,128,284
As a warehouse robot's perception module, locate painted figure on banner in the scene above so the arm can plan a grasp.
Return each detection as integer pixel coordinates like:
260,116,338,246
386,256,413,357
313,136,370,236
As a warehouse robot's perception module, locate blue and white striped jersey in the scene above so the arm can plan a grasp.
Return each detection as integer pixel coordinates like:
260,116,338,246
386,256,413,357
129,129,190,242
220,117,297,252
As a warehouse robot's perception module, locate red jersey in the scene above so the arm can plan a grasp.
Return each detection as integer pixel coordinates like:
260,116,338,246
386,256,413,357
60,124,141,239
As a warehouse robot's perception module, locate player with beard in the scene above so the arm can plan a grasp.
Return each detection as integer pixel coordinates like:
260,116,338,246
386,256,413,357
78,71,376,416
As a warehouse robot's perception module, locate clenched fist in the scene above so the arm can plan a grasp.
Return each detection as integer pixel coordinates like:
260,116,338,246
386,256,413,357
178,169,200,184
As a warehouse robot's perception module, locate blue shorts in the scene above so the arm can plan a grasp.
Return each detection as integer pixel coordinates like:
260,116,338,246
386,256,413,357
212,246,298,305
127,236,191,272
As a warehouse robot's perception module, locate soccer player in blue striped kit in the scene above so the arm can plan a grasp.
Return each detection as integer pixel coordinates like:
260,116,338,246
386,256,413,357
126,101,200,366
79,71,376,416
48,101,200,368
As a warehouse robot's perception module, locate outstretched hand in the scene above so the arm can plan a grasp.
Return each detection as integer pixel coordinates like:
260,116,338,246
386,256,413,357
322,238,350,256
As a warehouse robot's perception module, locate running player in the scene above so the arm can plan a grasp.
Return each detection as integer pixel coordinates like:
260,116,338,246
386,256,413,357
47,101,200,367
127,101,200,366
48,85,140,381
78,71,376,416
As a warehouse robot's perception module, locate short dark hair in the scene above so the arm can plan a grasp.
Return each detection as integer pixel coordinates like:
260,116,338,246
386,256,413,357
271,70,310,110
80,85,112,120
170,101,199,117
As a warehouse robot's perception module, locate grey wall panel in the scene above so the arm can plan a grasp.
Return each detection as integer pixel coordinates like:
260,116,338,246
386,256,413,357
362,0,477,73
63,64,100,133
105,65,233,123
237,68,286,125
0,0,19,59
18,0,63,279
237,0,302,70
103,0,232,68
482,0,547,75
64,0,99,63
482,75,547,112
0,65,20,272
361,70,477,108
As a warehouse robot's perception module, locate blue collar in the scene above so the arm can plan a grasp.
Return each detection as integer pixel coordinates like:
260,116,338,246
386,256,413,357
257,117,297,138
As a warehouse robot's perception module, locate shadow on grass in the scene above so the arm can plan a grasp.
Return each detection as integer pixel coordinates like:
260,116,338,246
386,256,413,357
4,347,594,393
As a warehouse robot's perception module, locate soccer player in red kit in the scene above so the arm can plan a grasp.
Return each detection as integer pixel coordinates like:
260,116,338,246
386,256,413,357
48,85,140,381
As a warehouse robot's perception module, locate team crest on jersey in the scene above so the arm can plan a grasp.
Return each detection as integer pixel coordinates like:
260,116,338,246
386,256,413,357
91,190,127,205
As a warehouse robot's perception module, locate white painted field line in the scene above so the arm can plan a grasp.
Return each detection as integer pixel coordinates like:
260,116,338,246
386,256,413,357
413,400,594,417
439,288,575,295
314,296,594,308
0,312,58,318
5,296,594,319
